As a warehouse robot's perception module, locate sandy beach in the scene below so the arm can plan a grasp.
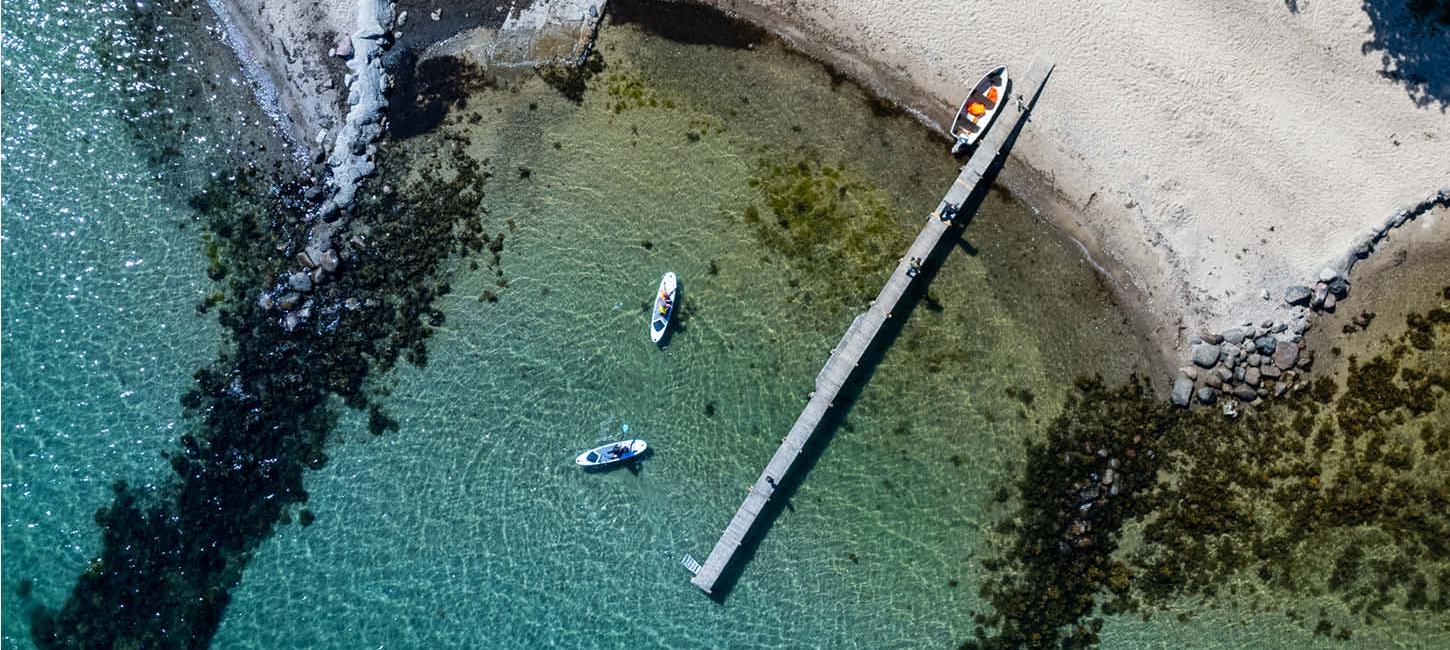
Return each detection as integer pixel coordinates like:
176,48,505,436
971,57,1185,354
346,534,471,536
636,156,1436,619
217,0,1448,363
701,0,1449,358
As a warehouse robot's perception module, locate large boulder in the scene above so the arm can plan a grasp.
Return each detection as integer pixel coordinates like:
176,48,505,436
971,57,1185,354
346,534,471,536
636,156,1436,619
1283,285,1313,305
1273,340,1300,370
1192,343,1221,368
1171,375,1195,407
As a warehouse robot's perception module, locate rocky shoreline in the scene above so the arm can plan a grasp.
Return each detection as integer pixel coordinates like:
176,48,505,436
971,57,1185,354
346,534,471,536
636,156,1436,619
1173,188,1450,411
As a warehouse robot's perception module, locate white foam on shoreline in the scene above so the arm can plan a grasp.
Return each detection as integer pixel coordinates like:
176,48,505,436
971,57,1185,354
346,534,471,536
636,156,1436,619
203,0,300,156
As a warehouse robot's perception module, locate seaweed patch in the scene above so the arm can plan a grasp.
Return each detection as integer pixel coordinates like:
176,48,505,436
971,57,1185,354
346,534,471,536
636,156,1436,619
968,286,1450,647
30,135,499,648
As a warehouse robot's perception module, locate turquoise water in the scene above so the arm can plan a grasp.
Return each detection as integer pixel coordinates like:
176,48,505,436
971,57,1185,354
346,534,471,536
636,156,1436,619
12,3,1423,649
1,0,285,645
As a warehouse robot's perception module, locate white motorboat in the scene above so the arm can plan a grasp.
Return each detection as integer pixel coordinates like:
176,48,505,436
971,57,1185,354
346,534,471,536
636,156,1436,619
575,439,649,467
950,65,1008,155
650,272,677,344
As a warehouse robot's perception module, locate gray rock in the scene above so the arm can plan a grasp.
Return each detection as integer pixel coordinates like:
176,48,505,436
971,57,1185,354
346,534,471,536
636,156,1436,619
257,293,275,310
1245,367,1262,386
1273,340,1299,370
1247,353,1262,367
1171,375,1194,407
1203,372,1223,389
1180,366,1200,380
1327,277,1349,297
1234,366,1247,382
1222,327,1246,345
1297,349,1314,369
1232,384,1258,401
333,35,354,59
1192,343,1221,368
1312,282,1329,307
319,249,340,273
1260,288,1271,301
278,292,302,311
1283,285,1313,305
1197,386,1217,404
288,271,313,292
1272,322,1287,333
1201,332,1224,345
1102,468,1116,486
1222,401,1239,417
1254,336,1277,355
298,250,319,269
344,297,361,310
1215,365,1234,383
1274,381,1290,397
1323,293,1337,310
1261,319,1274,328
282,312,301,332
1261,365,1282,379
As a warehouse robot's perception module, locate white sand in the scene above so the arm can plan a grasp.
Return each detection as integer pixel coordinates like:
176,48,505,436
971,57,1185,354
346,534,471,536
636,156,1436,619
217,0,1448,358
705,0,1449,355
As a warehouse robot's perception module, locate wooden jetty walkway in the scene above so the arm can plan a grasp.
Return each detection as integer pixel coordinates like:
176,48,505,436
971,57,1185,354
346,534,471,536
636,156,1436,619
688,60,1054,595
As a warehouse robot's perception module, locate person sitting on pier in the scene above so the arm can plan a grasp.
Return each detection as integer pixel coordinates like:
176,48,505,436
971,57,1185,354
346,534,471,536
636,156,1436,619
906,257,923,277
939,203,959,223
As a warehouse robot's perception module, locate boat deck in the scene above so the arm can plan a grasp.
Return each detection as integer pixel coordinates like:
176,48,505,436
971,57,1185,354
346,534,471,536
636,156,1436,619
688,60,1054,596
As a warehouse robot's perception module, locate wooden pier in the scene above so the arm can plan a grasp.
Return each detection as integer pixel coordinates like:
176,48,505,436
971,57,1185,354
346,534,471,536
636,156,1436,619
688,60,1054,595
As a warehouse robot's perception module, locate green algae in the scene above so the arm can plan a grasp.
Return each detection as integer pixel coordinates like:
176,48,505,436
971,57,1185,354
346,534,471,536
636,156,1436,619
969,285,1450,648
735,148,909,309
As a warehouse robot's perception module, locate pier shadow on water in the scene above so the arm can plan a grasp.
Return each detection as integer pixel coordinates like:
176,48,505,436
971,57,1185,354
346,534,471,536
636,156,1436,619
703,72,1050,601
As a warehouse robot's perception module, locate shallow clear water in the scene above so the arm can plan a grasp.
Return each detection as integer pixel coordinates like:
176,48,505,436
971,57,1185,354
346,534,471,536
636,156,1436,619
208,24,1146,649
9,5,1436,649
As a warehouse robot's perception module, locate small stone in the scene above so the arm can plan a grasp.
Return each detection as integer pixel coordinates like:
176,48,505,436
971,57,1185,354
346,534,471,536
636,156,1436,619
1102,469,1116,485
430,8,441,20
1197,386,1217,404
1222,401,1239,417
1180,366,1199,380
1234,366,1246,382
1245,367,1262,386
1312,282,1329,307
288,272,313,292
397,10,408,26
1232,384,1258,401
278,292,302,311
1323,293,1337,310
1274,382,1289,397
1297,349,1314,369
1283,285,1313,305
282,312,301,331
1192,343,1221,368
1247,353,1262,367
1254,336,1277,355
1203,373,1223,389
299,248,320,269
1171,375,1194,407
1215,365,1233,383
257,293,275,310
1319,267,1340,282
1260,288,1271,300
1261,319,1274,328
318,249,340,273
1222,328,1246,345
344,297,361,310
1327,277,1349,297
1271,322,1287,333
1201,332,1224,345
1261,365,1282,379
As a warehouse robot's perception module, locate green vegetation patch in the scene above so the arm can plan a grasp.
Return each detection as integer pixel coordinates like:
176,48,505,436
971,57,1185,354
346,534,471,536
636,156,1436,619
969,286,1450,648
738,149,909,310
